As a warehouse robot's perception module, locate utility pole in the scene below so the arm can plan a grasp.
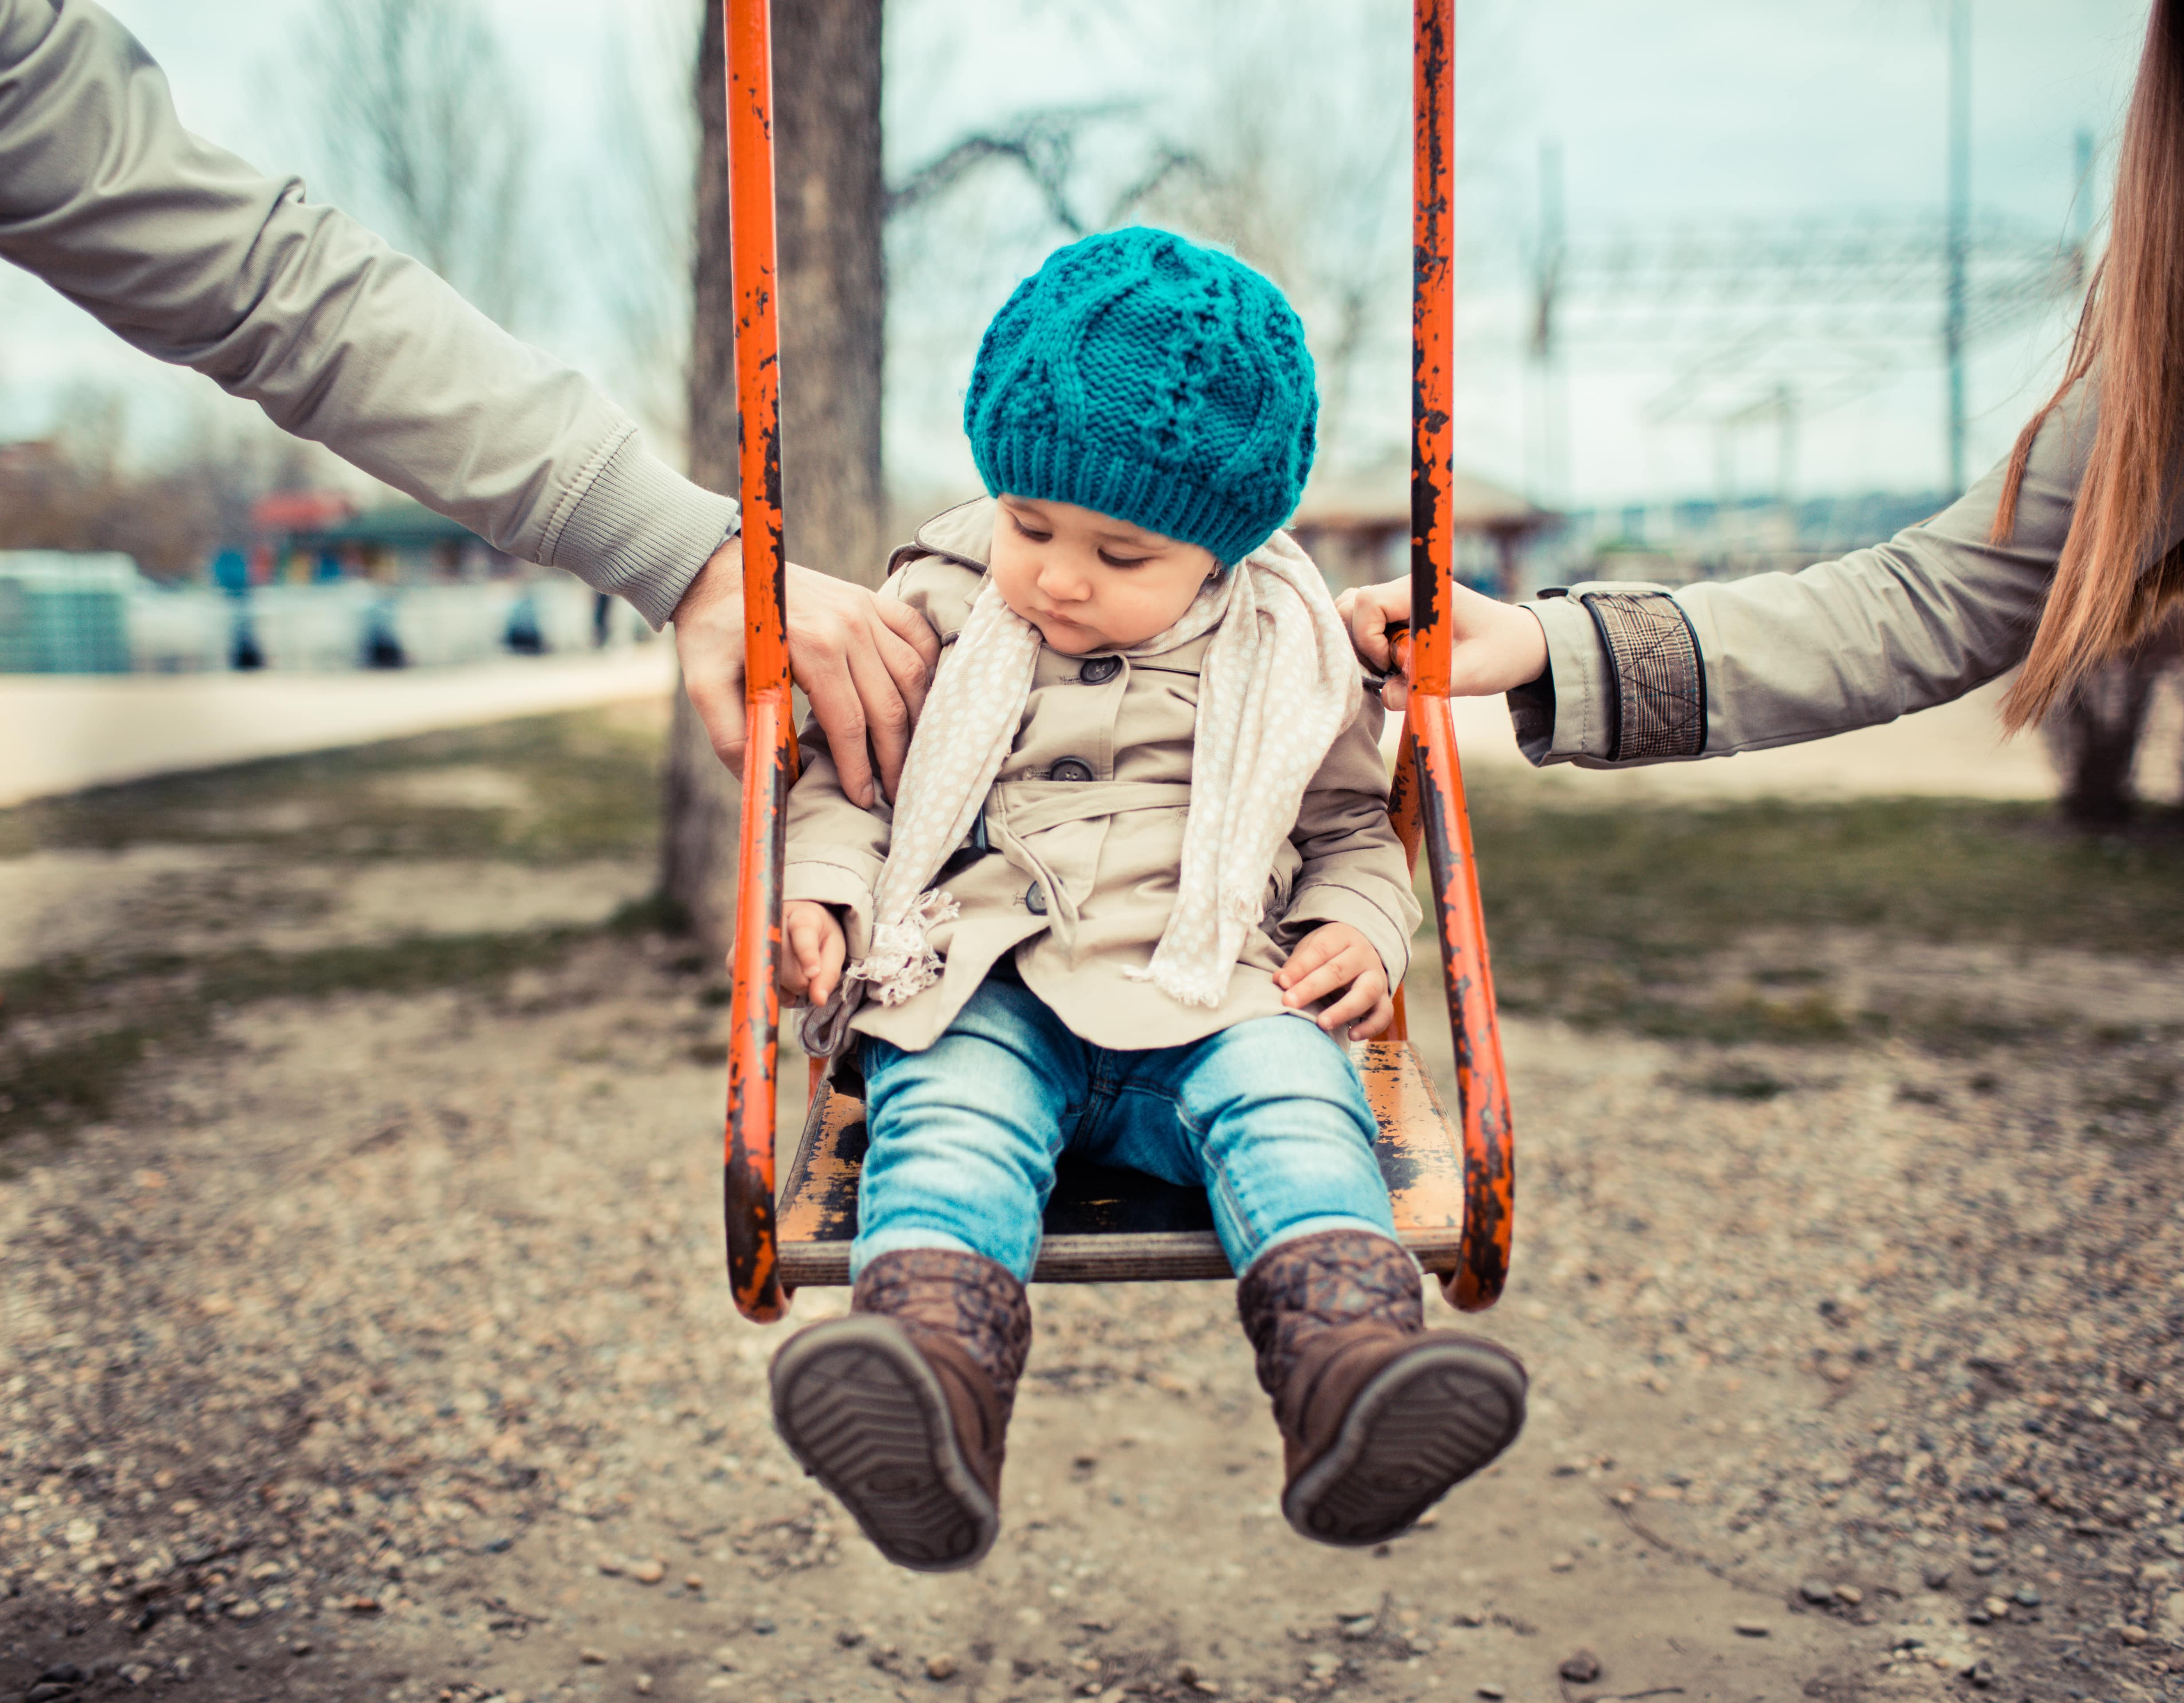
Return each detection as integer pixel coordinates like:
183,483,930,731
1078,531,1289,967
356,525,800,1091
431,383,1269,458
1529,138,1568,507
2069,126,2096,287
1943,0,1970,494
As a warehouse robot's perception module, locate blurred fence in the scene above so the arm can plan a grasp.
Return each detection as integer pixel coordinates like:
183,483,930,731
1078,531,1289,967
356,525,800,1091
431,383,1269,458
0,553,647,675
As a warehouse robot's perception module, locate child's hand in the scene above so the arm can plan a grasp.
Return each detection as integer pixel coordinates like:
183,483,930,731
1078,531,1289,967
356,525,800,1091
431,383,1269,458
1276,922,1393,1040
781,900,847,1007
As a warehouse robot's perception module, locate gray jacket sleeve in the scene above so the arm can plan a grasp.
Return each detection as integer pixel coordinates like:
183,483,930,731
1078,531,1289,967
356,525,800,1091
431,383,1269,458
1513,377,2166,767
0,0,733,627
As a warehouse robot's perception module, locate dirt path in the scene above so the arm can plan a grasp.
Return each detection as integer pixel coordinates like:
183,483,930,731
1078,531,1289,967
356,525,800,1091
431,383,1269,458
6,918,2184,1703
5,718,2184,1703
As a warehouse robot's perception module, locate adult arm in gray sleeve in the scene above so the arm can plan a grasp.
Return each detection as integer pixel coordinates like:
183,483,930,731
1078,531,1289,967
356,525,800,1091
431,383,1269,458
1513,379,2172,768
0,0,732,626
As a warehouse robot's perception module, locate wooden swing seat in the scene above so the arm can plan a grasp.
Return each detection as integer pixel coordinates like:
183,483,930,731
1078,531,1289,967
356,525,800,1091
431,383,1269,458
775,1039,1468,1287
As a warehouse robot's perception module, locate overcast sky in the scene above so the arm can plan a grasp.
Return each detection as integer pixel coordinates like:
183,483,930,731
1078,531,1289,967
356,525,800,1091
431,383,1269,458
0,0,2153,514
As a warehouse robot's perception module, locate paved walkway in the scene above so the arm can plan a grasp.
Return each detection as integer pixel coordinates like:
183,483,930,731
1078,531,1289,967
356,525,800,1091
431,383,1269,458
7,649,2175,811
0,645,677,808
1433,673,2184,805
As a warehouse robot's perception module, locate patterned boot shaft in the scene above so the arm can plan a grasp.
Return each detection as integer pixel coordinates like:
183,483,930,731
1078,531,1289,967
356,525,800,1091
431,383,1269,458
852,1249,1033,1413
1234,1229,1423,1401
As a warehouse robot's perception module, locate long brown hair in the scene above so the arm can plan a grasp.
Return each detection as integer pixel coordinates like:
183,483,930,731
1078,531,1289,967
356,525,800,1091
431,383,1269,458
1993,0,2184,730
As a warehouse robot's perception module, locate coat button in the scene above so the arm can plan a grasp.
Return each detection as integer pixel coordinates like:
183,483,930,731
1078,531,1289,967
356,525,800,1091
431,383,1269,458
1048,757,1095,783
1024,882,1048,915
1077,655,1121,684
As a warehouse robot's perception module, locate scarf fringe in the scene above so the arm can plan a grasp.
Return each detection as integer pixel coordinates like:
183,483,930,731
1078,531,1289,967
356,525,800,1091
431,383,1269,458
845,888,960,1007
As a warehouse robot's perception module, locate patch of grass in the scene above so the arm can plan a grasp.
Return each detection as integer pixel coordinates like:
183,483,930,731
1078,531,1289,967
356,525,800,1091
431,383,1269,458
0,927,594,1150
0,1024,162,1136
1468,782,2184,963
196,929,586,1005
1446,777,2184,1045
0,705,666,865
1685,1061,1793,1101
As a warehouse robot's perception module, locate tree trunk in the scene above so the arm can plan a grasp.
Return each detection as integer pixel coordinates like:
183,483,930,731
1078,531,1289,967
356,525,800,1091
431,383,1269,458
658,0,886,957
774,0,886,585
2043,654,2161,827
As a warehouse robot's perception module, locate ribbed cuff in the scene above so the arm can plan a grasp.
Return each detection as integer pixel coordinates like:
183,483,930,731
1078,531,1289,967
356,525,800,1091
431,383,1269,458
542,432,740,629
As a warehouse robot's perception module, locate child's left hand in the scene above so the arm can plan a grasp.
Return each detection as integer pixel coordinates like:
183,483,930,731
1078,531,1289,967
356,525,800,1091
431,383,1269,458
1276,923,1394,1040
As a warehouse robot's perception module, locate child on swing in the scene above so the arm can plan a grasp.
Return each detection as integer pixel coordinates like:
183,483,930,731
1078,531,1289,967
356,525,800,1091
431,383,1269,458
772,226,1527,1572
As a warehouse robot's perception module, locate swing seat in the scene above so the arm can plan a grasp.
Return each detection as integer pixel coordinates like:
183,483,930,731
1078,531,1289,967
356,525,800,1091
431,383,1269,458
714,0,1507,1322
775,1039,1469,1286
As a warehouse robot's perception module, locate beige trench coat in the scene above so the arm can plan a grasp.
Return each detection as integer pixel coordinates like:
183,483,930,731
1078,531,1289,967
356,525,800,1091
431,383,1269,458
784,500,1421,1055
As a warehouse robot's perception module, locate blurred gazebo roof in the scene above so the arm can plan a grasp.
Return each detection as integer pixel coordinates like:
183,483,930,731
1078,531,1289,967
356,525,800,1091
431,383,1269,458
1291,464,1553,538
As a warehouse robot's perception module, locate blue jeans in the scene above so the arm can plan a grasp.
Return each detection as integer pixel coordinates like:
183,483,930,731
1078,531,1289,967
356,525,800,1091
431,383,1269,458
853,976,1397,1283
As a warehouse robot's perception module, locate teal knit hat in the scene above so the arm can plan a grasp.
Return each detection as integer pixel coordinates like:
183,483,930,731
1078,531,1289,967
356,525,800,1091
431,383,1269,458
963,226,1318,567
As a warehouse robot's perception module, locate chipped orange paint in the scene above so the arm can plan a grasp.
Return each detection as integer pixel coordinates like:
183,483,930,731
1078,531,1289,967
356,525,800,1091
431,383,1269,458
720,0,798,1325
1407,693,1513,1311
1408,0,1456,696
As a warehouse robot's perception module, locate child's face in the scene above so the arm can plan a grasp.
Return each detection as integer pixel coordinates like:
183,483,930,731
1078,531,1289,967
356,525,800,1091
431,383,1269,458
990,495,1220,654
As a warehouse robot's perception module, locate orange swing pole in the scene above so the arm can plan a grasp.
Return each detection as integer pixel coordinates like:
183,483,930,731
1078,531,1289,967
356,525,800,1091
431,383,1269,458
1407,0,1513,1312
721,0,797,1324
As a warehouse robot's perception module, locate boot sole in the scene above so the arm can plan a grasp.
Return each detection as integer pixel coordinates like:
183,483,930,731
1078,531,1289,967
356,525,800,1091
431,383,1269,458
770,1315,999,1573
1283,1336,1528,1546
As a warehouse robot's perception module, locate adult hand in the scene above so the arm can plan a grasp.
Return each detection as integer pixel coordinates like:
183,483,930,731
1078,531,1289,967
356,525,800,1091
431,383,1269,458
672,537,941,807
1333,577,1550,711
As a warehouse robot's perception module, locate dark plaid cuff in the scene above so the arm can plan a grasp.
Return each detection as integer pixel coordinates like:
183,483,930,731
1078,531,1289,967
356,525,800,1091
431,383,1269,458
1577,590,1706,761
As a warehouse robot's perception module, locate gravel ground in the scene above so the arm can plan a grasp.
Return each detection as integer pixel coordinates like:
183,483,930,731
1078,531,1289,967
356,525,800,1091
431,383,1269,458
4,740,2184,1703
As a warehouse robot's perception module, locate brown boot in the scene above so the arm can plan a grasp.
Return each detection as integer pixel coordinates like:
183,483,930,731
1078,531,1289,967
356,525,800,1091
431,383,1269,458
1237,1229,1527,1546
769,1248,1029,1572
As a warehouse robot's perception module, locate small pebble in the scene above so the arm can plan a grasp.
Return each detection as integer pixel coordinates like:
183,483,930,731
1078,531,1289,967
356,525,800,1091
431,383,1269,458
1798,1579,1834,1605
1832,1584,1863,1606
684,1574,705,1591
1734,1622,1771,1638
634,1677,654,1697
926,1653,958,1680
1477,1687,1506,1700
1922,1565,1953,1590
1559,1650,1603,1683
630,1558,666,1585
1548,1552,1575,1572
2015,1585,2042,1607
579,1648,609,1665
2121,1626,2151,1646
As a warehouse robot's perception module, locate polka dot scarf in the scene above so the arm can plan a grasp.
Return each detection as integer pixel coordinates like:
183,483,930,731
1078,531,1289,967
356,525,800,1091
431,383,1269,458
844,528,1356,1014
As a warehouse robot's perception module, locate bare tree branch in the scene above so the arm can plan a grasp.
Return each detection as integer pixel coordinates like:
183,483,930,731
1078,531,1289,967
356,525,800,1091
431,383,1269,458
294,0,541,330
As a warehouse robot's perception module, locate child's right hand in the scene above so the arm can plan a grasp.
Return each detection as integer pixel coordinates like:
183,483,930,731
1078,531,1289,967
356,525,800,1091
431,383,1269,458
781,900,847,1007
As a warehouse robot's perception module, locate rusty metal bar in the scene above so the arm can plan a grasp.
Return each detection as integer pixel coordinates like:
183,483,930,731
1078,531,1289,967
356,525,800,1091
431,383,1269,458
1405,0,1512,1311
1408,694,1511,1311
1383,716,1423,1044
722,0,797,1325
1409,0,1456,697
